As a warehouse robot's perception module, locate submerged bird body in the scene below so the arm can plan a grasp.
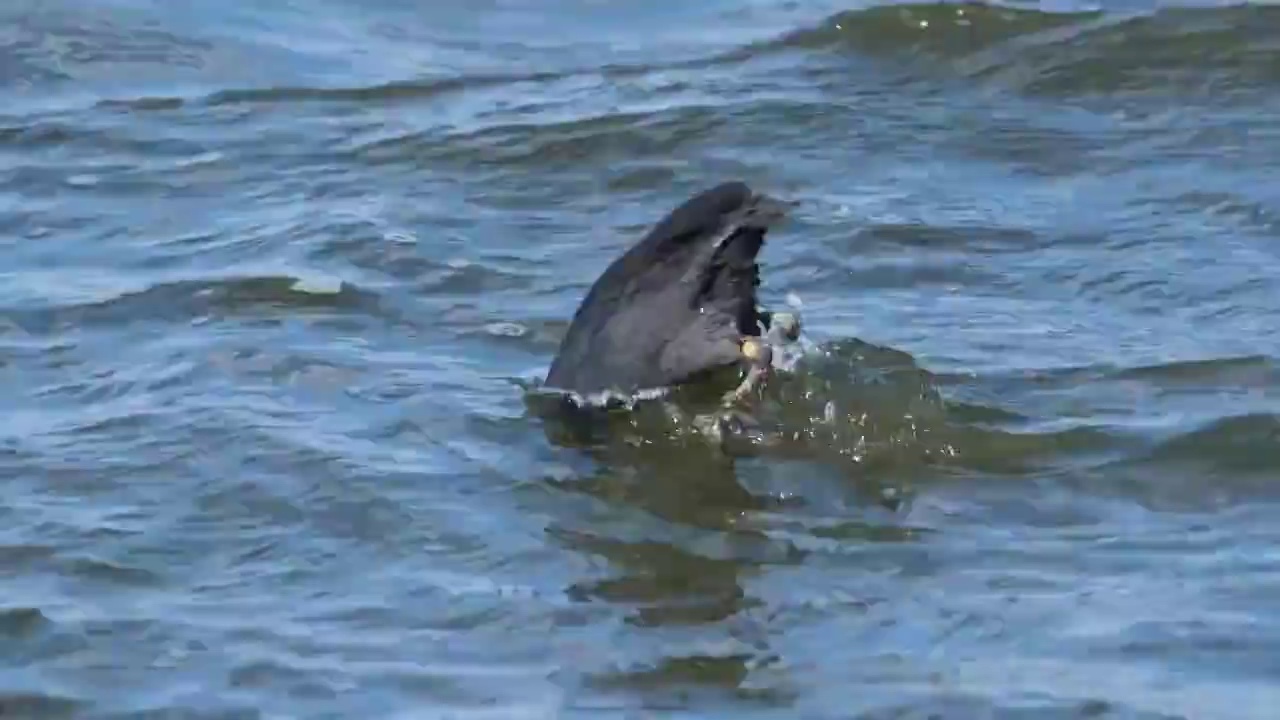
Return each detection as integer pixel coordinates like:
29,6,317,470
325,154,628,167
545,181,790,399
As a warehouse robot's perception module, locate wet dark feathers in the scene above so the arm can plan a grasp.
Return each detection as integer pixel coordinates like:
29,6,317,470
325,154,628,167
544,181,777,395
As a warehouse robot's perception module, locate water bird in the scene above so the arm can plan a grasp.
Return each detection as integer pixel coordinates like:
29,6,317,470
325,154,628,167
545,181,799,407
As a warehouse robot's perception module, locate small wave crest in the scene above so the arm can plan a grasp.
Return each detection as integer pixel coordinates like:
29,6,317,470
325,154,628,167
753,2,1280,100
0,272,372,338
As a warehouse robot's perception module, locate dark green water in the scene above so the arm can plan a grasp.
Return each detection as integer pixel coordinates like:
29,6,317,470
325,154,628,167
3,0,1280,717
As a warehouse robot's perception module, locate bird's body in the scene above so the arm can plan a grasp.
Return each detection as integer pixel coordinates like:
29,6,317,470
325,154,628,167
545,181,791,400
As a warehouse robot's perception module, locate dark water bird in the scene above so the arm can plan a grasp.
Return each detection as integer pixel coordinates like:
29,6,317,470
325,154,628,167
545,181,797,405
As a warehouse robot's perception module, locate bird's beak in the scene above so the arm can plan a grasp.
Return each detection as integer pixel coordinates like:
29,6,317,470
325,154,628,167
722,336,773,406
739,336,772,366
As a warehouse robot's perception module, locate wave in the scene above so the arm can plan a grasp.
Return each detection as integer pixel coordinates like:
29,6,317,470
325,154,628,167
777,2,1280,98
96,71,568,112
0,273,373,336
531,337,1280,514
7,0,1279,122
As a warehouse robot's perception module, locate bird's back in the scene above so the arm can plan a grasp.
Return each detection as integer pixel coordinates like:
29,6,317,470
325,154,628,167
545,182,777,395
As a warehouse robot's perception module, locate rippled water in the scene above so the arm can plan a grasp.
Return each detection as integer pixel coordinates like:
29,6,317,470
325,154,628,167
4,0,1280,717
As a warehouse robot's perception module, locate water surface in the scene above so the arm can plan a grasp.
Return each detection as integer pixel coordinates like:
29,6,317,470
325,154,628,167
3,0,1280,717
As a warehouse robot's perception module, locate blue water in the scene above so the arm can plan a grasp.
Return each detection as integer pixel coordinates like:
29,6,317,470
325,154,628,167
4,1,1280,717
